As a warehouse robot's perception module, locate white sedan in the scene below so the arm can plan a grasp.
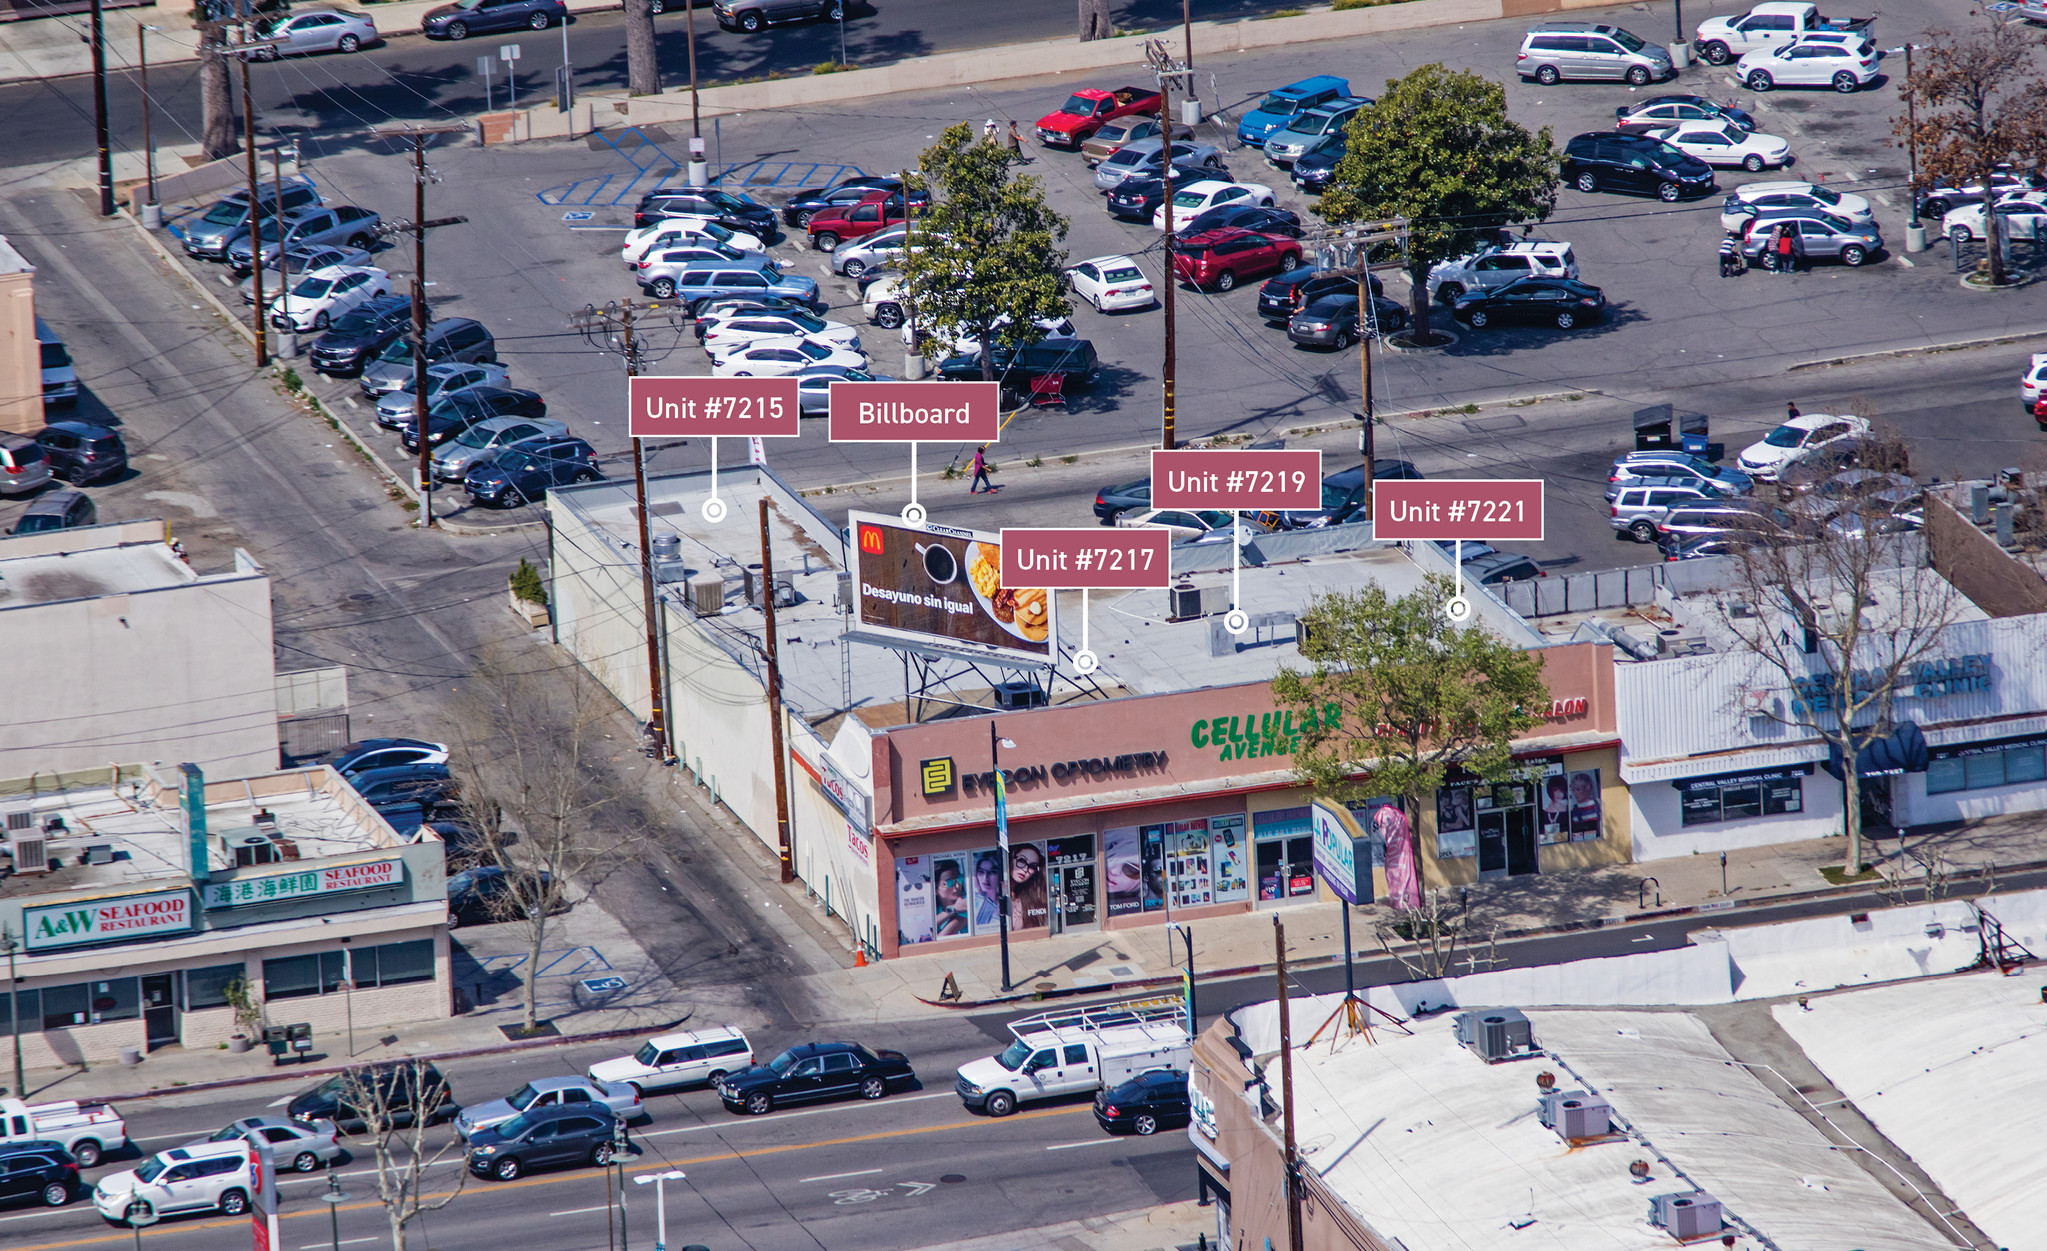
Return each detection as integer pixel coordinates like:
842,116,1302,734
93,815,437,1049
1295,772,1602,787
1647,122,1791,172
2021,353,2047,410
620,219,766,266
1737,39,1878,93
1152,180,1276,232
1735,413,1870,480
1066,255,1156,311
1114,507,1268,543
268,265,390,332
712,336,867,378
1719,181,1872,232
1941,196,2047,246
702,313,862,357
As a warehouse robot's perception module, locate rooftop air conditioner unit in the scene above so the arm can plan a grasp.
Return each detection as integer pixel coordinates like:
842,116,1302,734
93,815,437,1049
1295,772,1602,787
1647,1191,1723,1242
1453,1009,1536,1063
223,830,281,868
8,832,49,874
1538,1089,1613,1141
992,682,1047,711
689,574,726,618
1169,584,1205,621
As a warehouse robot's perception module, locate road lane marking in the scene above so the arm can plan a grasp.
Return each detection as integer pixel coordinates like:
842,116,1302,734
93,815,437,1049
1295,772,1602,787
639,1090,954,1138
298,1240,375,1248
799,1168,883,1183
1045,1138,1121,1150
6,1104,1091,1251
548,1205,612,1216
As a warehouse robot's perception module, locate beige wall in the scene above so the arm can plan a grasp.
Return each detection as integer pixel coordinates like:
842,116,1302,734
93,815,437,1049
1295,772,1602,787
0,240,36,435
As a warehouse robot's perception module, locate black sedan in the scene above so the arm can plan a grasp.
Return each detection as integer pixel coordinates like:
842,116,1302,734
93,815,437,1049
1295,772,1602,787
349,762,459,809
1450,277,1605,331
1105,174,1175,222
466,1104,624,1181
1258,267,1380,324
1286,292,1408,350
1094,1069,1190,1136
717,1042,915,1115
1291,132,1346,193
318,736,447,777
447,865,559,927
1184,204,1302,239
780,176,904,228
421,0,565,39
1272,461,1424,528
308,294,414,376
399,387,547,452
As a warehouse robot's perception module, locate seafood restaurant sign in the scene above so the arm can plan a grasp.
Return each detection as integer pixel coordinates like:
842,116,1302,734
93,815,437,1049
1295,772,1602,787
25,890,194,951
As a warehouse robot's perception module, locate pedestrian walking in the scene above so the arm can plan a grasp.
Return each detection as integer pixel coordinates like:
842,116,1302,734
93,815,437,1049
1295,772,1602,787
1007,120,1028,160
1786,401,1801,420
983,118,998,143
969,444,993,494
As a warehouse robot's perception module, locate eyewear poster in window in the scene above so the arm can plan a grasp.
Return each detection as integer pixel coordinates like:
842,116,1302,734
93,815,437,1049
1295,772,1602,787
1139,825,1167,912
1008,842,1049,931
1166,820,1213,908
967,848,1004,934
1103,826,1144,919
931,855,970,938
896,857,933,946
1436,786,1476,859
1209,814,1249,903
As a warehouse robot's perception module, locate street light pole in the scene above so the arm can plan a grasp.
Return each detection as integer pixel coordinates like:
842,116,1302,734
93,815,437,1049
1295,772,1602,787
138,26,161,221
684,0,704,184
635,1170,685,1251
991,723,1016,992
90,0,113,216
238,23,268,367
318,1172,347,1251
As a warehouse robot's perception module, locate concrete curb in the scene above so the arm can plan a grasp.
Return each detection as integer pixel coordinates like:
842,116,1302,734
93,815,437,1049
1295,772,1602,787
85,1015,690,1106
922,854,2047,1009
1789,326,2047,371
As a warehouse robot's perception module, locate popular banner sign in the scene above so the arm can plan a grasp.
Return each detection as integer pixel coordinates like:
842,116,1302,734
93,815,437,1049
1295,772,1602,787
24,889,194,951
201,857,404,910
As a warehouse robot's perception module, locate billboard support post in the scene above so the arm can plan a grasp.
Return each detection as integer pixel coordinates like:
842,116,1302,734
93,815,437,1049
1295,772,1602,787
761,496,794,884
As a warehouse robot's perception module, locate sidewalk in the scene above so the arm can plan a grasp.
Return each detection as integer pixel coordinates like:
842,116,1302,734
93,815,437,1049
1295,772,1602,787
906,1201,1211,1251
838,813,2047,1014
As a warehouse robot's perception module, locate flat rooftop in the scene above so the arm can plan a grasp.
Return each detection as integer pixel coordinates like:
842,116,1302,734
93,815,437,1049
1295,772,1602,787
1,767,412,899
0,541,196,610
1231,999,1946,1251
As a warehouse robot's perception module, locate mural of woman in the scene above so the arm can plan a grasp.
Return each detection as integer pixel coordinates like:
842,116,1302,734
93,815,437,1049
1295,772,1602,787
971,850,1003,930
1009,844,1049,930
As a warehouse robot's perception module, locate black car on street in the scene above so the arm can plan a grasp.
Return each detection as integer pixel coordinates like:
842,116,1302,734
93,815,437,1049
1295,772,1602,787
1093,1069,1190,1136
346,762,459,809
421,0,566,39
466,1104,625,1181
1273,461,1424,528
717,1041,915,1115
463,435,602,508
0,1142,80,1208
936,339,1100,392
1451,277,1606,330
308,295,414,375
288,1062,456,1132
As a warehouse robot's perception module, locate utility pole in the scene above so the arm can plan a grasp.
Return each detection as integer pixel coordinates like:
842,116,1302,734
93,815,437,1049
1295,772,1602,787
1304,219,1407,521
569,300,683,763
760,496,794,883
684,0,705,184
1145,39,1193,450
1274,917,1306,1251
239,22,268,367
90,0,113,215
138,25,160,222
372,123,470,526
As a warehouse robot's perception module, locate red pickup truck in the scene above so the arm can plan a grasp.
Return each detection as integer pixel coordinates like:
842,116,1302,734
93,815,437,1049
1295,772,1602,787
806,190,929,252
1035,86,1165,149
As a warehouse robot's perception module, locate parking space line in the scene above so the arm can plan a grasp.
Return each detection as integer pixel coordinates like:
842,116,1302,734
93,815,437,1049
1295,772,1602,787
1045,1138,1121,1151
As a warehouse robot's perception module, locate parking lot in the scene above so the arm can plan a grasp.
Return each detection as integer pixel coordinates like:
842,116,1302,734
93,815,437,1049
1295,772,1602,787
102,0,2047,570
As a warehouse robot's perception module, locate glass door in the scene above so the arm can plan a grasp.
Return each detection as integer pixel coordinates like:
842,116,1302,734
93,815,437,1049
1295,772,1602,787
1047,835,1098,934
143,974,177,1049
1477,811,1508,878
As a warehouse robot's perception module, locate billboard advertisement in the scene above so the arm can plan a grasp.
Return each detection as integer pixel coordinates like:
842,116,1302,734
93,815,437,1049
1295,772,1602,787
849,511,1054,665
1309,799,1369,904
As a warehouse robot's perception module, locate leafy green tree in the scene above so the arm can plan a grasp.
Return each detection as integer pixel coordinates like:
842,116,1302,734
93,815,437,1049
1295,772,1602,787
1272,576,1550,880
898,123,1072,382
1318,64,1558,341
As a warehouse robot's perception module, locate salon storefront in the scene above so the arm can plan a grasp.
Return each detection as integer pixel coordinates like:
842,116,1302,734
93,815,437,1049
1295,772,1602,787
869,642,1623,957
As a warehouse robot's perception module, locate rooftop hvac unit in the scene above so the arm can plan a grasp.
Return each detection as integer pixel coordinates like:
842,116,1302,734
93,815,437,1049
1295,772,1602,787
1453,1009,1536,1063
1647,1191,1723,1242
654,558,690,584
223,830,281,868
8,831,49,875
650,532,681,561
992,682,1047,711
3,807,31,835
1538,1089,1613,1141
1168,584,1205,621
689,575,726,617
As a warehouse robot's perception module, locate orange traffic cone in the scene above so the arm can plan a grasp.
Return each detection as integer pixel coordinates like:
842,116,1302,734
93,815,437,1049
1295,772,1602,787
854,948,868,967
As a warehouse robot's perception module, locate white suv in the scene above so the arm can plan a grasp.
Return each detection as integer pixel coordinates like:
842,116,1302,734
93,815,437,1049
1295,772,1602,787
1738,37,1878,93
1428,241,1577,302
1736,413,1870,480
94,1142,254,1224
587,1026,753,1095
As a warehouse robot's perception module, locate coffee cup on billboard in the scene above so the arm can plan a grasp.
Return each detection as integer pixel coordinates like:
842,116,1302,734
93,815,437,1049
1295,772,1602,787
916,542,958,585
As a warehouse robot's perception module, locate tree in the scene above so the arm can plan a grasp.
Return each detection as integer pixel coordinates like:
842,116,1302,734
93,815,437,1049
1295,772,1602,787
334,1060,467,1251
197,16,236,162
442,644,644,1033
1896,12,2047,287
624,0,661,97
1272,575,1551,893
1316,63,1557,342
1707,435,1965,877
1078,0,1111,40
896,123,1071,382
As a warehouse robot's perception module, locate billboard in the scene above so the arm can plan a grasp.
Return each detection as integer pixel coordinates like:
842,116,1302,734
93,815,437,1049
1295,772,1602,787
849,511,1054,665
1309,799,1370,904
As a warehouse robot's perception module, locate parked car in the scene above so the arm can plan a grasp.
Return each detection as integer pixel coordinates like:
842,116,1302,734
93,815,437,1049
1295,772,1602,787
228,205,381,273
0,1141,79,1209
1610,482,1720,541
714,0,843,33
0,434,54,498
318,737,449,776
713,336,867,379
1290,131,1346,194
287,1062,457,1132
446,865,559,927
465,1104,623,1181
34,421,126,485
1094,1070,1190,1137
1736,413,1871,479
1154,181,1278,232
1606,452,1752,498
463,435,602,508
1259,268,1381,324
35,318,76,408
1105,173,1181,223
1286,292,1408,348
1450,277,1607,330
1562,131,1717,202
1066,255,1156,312
1719,180,1873,232
621,219,767,266
1171,228,1301,292
1916,168,2047,219
1737,36,1878,93
633,186,778,239
1093,477,1153,522
935,339,1099,390
1692,2,1875,66
373,361,512,427
359,317,496,396
696,295,823,326
421,0,567,39
1516,21,1675,85
1035,84,1164,148
455,1077,640,1142
589,1026,755,1094
1114,508,1266,543
432,417,568,481
92,1142,253,1225
637,247,782,298
1615,94,1758,133
921,314,1076,360
1655,503,1803,551
664,265,822,316
1237,74,1349,147
250,8,379,56
1184,204,1301,239
180,1118,340,1174
1463,551,1544,584
270,265,391,333
806,190,928,253
700,311,861,355
716,1041,916,1115
796,365,891,416
1263,97,1369,167
346,762,458,808
1091,137,1226,192
7,489,95,535
1274,461,1424,528
779,176,904,228
1428,241,1578,302
1737,212,1882,266
831,225,920,279
1080,117,1193,166
239,242,373,305
399,387,547,452
1662,534,1755,561
1941,196,2047,247
181,179,321,261
1772,438,1899,496
1645,121,1792,171
1783,469,1918,525
309,294,414,375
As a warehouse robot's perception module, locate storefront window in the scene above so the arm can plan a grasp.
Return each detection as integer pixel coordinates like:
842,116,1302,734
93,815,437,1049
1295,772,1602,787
264,952,346,1000
185,963,246,1011
929,854,973,939
1163,821,1214,909
40,983,88,1030
1252,808,1316,901
1927,736,2047,794
89,979,140,1023
1210,814,1249,903
0,989,39,1035
1103,826,1158,918
366,940,435,987
1677,767,1809,826
1435,786,1476,858
895,856,936,945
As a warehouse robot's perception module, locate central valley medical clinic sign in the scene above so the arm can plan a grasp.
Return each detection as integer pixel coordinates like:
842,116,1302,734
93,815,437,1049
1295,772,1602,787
202,857,404,910
25,889,194,952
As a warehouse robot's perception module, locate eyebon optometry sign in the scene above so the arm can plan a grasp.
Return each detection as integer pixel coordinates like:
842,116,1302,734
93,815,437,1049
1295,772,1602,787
24,889,194,951
201,857,404,909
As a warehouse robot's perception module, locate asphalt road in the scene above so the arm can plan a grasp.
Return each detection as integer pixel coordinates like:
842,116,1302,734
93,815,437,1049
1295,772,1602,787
0,0,1289,171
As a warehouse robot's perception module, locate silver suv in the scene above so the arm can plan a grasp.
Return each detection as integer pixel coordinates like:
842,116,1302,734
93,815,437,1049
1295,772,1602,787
1264,98,1369,167
1517,23,1674,86
1738,212,1883,267
0,434,55,497
1610,482,1717,542
359,318,497,396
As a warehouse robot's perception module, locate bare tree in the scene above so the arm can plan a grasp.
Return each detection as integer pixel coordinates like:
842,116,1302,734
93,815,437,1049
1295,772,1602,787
624,0,661,96
334,1060,467,1251
1894,12,2047,287
1372,889,1490,980
442,643,645,1034
1078,0,1111,40
1709,440,1966,876
197,17,236,161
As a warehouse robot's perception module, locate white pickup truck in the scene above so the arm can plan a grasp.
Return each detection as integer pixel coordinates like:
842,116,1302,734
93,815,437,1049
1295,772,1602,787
1693,2,1875,65
0,1097,128,1167
955,995,1191,1118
